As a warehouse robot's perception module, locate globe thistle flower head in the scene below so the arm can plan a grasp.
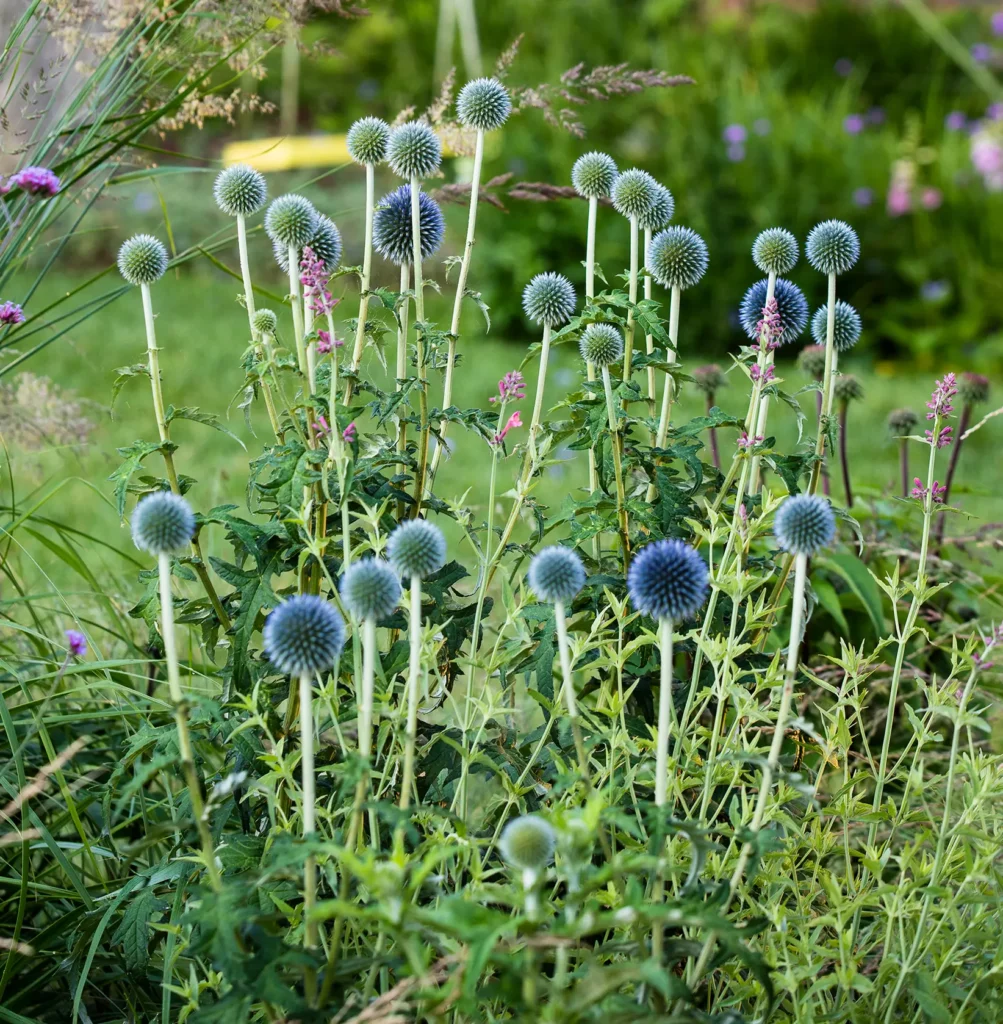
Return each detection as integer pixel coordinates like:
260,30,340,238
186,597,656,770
639,183,675,232
252,308,278,334
647,226,709,290
131,491,195,555
960,372,990,406
611,168,657,219
265,194,318,249
834,374,863,404
387,519,446,580
522,272,576,327
692,364,726,395
457,77,511,131
811,300,861,352
372,185,445,265
387,121,441,180
273,213,343,272
347,116,391,165
117,234,169,286
752,227,798,276
340,558,401,621
213,164,267,216
499,815,556,872
627,539,709,621
774,494,836,556
571,151,617,199
888,408,918,436
263,594,345,676
528,546,586,604
797,344,827,379
806,219,860,275
579,323,624,368
739,278,809,347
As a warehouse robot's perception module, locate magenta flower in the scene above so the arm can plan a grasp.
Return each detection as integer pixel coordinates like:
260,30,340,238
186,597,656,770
313,414,330,436
343,422,357,444
737,432,765,450
492,410,522,445
926,426,953,448
7,166,60,197
316,329,343,354
755,297,783,351
921,187,943,210
910,478,947,503
926,372,958,420
490,370,526,403
750,363,775,384
300,245,336,318
843,114,865,135
0,301,26,326
887,184,912,216
66,630,87,657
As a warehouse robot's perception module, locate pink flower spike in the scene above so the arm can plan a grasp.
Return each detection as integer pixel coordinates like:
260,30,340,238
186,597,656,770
343,422,357,444
931,481,947,504
493,410,523,444
926,372,958,420
0,301,26,326
300,245,335,318
313,415,330,436
490,370,526,403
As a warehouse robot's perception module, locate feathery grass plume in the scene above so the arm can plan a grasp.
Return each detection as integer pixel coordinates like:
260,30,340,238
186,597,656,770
692,364,726,469
213,164,266,217
834,375,863,506
753,227,798,276
639,182,675,421
266,194,318,377
937,372,990,544
739,278,808,347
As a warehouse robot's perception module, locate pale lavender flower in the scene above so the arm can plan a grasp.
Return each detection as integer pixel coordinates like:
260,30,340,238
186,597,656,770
66,630,87,657
0,301,26,325
722,123,747,144
988,102,1003,121
921,280,949,302
843,114,865,135
971,43,993,63
853,187,875,207
945,111,967,131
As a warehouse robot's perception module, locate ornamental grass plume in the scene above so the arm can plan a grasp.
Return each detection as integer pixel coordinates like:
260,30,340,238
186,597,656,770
888,407,918,496
936,372,990,545
834,374,863,506
692,364,727,469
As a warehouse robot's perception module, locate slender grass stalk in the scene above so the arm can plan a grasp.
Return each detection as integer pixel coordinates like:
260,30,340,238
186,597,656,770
651,616,673,963
344,162,375,405
288,242,307,377
601,364,630,564
410,174,431,511
644,285,680,503
621,213,639,392
808,273,837,495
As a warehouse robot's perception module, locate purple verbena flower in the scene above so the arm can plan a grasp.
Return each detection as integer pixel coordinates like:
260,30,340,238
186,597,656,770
0,301,26,325
490,370,526,403
66,630,87,657
8,166,60,197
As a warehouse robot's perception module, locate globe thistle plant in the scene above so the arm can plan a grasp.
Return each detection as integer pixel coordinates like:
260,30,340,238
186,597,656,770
372,185,445,265
579,323,624,369
740,279,808,348
213,164,267,217
798,344,828,380
834,375,863,506
117,234,168,286
811,300,861,354
639,183,675,419
387,121,442,180
774,494,837,557
456,77,511,131
500,814,556,913
274,213,343,274
266,194,318,376
131,491,195,555
572,151,617,203
347,116,391,166
253,309,278,335
752,227,799,276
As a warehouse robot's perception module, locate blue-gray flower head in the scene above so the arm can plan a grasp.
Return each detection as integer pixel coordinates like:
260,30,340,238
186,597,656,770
571,151,618,199
499,815,556,871
213,164,267,217
810,300,861,352
528,546,585,604
752,227,798,275
647,226,709,290
806,219,860,275
265,194,318,249
774,494,836,556
639,183,674,232
117,234,168,286
387,121,441,180
579,323,624,368
522,272,576,327
340,558,401,621
457,77,511,131
263,594,345,676
387,519,446,580
611,168,657,219
273,213,343,272
347,116,391,165
372,184,445,265
627,538,709,621
131,491,194,555
252,308,278,334
740,278,809,347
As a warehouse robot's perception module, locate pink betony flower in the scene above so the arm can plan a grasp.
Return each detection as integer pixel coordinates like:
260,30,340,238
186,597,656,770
300,245,336,318
926,372,958,421
911,478,947,503
490,370,526,403
342,422,357,444
316,329,343,354
737,432,765,450
492,410,522,445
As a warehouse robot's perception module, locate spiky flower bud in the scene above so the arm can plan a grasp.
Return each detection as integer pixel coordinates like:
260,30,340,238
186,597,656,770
499,815,556,872
797,344,827,379
627,538,709,621
117,234,169,286
273,213,343,272
387,121,441,180
387,520,446,580
522,272,576,327
340,558,401,621
806,219,860,275
611,168,657,219
528,546,585,604
752,227,798,276
692,364,726,395
774,494,836,555
647,226,709,290
810,300,861,352
131,491,194,555
579,323,624,368
265,194,318,249
739,278,809,346
639,183,674,232
887,408,918,436
457,77,511,131
571,151,618,199
253,309,278,334
263,594,345,676
213,164,267,217
372,184,445,265
960,372,990,406
834,374,863,403
347,116,391,165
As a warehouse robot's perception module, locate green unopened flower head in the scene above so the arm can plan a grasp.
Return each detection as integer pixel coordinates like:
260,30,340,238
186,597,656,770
571,151,617,199
252,308,278,335
213,164,267,216
117,234,168,286
265,194,318,249
499,815,556,872
528,546,585,604
457,77,511,131
639,183,674,232
387,519,446,580
347,116,391,165
387,121,441,180
611,168,657,219
340,558,401,621
887,408,918,436
960,372,990,405
752,227,798,276
263,595,345,676
834,373,863,404
273,213,342,272
806,219,860,275
774,494,836,556
647,226,709,290
579,323,624,368
522,272,576,327
131,491,194,555
811,300,861,352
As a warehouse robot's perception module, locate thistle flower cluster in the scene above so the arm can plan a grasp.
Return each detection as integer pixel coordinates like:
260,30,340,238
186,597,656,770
341,558,401,621
798,344,827,379
806,219,860,275
528,546,586,604
491,370,526,403
263,594,345,676
387,520,447,580
752,227,798,275
811,300,861,352
834,374,863,403
265,194,318,249
347,116,391,165
522,272,576,327
300,245,336,318
691,364,726,395
739,279,807,347
647,226,709,290
627,539,709,621
456,77,512,132
276,214,342,273
611,168,657,218
571,152,618,199
253,309,278,335
579,323,624,367
926,372,958,421
387,121,441,179
774,494,836,556
499,815,556,872
639,183,674,232
117,235,169,286
131,491,195,555
213,165,267,217
373,185,445,265
888,408,918,436
0,301,25,326
4,166,60,197
960,372,990,406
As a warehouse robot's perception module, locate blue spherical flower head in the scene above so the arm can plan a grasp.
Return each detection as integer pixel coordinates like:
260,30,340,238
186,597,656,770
117,234,168,286
611,168,657,219
528,546,585,604
639,183,674,232
265,194,318,250
752,227,798,276
213,164,267,217
806,219,860,275
579,323,624,368
627,538,709,621
387,121,441,180
647,226,709,290
739,278,809,347
273,213,343,272
522,272,576,327
347,116,391,165
372,185,445,265
499,815,556,872
387,520,446,580
457,77,511,131
263,594,345,676
810,300,861,353
774,494,836,556
341,558,401,621
131,491,195,555
571,151,617,199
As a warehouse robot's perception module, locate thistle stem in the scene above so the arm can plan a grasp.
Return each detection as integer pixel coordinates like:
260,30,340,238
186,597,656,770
602,365,631,567
344,161,375,406
410,174,431,514
399,575,422,814
651,616,673,964
554,600,590,787
748,271,777,494
935,402,971,545
396,262,411,483
707,393,721,470
808,272,837,495
585,196,600,560
288,243,307,378
838,402,853,506
528,324,552,465
621,213,639,393
350,617,378,852
645,285,680,503
899,437,909,498
643,226,656,422
299,671,319,961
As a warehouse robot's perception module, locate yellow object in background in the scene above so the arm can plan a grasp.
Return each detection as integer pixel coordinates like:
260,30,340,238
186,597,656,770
222,135,352,172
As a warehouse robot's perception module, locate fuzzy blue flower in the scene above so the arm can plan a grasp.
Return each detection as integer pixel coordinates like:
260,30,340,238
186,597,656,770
387,520,446,580
340,558,401,621
347,116,391,165
265,194,318,250
499,815,556,871
627,538,709,621
611,168,657,219
131,491,195,555
739,278,809,347
579,323,624,368
528,546,585,604
117,234,169,286
372,185,445,265
752,227,798,276
810,300,861,352
522,272,576,327
263,594,345,676
457,77,511,131
806,219,860,275
387,121,441,180
273,213,342,272
646,226,709,290
774,494,836,556
571,151,618,199
213,164,267,217
639,183,674,232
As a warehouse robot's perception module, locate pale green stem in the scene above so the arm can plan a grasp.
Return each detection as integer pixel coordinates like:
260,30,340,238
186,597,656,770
808,272,837,495
410,174,431,512
621,213,639,392
651,616,673,964
644,285,680,503
399,575,422,813
528,324,552,463
585,196,600,560
602,365,630,565
643,226,656,420
304,301,317,396
288,243,307,377
747,271,777,494
344,162,375,405
299,671,318,952
396,262,411,478
555,600,590,786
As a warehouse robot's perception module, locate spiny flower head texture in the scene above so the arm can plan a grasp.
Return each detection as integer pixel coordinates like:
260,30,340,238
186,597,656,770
523,272,576,327
692,364,726,394
579,323,624,367
372,185,445,265
752,227,799,276
627,539,709,621
499,815,556,871
960,372,990,405
213,164,267,216
774,494,836,556
811,300,861,352
611,168,657,219
347,116,391,165
117,234,168,286
798,344,827,378
834,374,863,403
639,183,675,232
739,278,808,347
806,219,860,275
387,121,441,179
888,408,918,436
253,308,278,334
387,520,446,580
457,77,512,131
647,226,709,290
265,194,318,249
340,558,401,621
571,151,617,199
273,213,342,273
528,546,586,604
131,491,195,555
263,595,345,676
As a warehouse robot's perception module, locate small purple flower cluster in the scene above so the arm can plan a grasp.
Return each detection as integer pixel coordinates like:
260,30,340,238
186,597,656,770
927,372,958,421
300,245,336,318
755,297,783,351
316,329,343,354
737,431,765,450
491,370,526,403
0,301,26,326
66,629,87,657
911,478,947,503
1,166,61,197
974,622,1003,670
750,363,775,384
926,426,953,449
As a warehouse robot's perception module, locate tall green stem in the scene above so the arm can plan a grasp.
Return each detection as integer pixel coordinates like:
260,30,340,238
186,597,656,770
602,365,630,565
808,272,837,495
399,575,422,813
396,262,411,481
645,285,680,503
643,226,656,422
651,617,673,963
344,162,375,405
554,600,590,786
288,243,307,378
299,670,319,975
621,213,639,394
747,271,777,495
410,175,431,512
585,195,600,560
